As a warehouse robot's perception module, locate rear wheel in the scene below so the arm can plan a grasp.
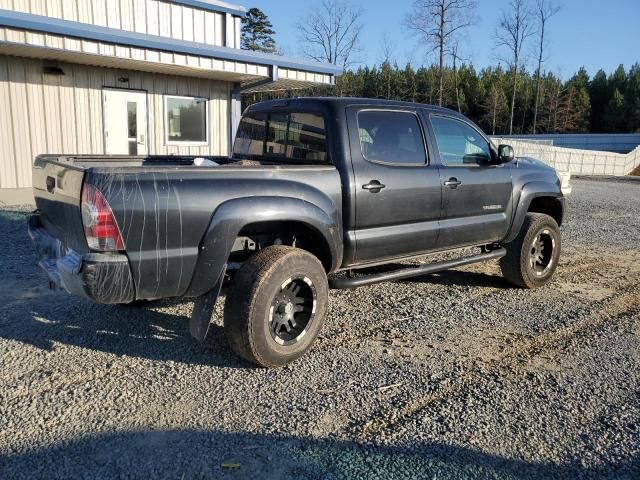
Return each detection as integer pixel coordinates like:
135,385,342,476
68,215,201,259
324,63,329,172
500,213,561,289
223,246,328,368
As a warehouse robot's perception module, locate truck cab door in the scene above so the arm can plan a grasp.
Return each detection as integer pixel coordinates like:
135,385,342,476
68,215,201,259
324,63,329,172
426,114,514,249
346,107,442,264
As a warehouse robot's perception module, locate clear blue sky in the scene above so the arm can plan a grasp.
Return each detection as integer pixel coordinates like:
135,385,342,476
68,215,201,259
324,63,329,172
246,0,640,79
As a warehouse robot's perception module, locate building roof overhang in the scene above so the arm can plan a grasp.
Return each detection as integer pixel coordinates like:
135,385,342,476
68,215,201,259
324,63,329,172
172,0,247,17
0,9,342,87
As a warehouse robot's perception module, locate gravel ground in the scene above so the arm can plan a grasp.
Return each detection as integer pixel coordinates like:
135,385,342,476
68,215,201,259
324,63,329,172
0,178,638,480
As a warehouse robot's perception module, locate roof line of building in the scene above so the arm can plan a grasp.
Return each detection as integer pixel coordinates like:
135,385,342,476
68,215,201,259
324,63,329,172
0,9,343,76
172,0,246,17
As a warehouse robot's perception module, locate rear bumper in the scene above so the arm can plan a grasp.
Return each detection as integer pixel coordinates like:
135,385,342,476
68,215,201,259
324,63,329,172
28,213,135,304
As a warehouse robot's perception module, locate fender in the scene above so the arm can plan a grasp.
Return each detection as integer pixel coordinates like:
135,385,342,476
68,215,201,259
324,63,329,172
184,196,342,298
504,181,564,244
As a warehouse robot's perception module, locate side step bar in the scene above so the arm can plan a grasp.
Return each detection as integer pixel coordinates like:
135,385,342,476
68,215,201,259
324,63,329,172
329,248,506,289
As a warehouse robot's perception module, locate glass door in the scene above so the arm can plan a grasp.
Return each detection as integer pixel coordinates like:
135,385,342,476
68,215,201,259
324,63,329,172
103,89,148,155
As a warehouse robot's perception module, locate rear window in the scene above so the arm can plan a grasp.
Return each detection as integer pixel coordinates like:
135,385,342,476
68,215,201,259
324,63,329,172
234,112,329,164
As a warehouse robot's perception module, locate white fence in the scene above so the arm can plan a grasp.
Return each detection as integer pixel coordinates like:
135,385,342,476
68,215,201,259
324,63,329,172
496,134,640,153
493,139,640,176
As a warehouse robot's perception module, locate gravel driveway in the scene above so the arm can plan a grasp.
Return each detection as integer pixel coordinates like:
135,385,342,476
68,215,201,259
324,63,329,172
1,178,638,480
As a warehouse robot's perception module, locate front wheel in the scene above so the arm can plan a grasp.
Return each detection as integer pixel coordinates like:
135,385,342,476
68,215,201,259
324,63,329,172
223,246,328,368
500,213,561,289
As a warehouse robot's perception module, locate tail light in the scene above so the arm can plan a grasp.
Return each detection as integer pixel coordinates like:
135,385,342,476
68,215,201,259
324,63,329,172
81,184,125,251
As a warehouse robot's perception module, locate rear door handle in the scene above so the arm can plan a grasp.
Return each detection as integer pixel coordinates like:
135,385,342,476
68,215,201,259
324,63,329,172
362,180,386,193
444,178,462,189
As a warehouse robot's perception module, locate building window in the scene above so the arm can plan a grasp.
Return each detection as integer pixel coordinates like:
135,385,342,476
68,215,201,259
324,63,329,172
165,96,208,145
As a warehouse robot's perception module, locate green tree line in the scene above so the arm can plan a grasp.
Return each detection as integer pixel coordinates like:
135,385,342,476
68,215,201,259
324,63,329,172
245,62,640,135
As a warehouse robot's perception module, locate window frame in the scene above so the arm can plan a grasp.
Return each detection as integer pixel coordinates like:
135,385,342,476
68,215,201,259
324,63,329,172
164,95,210,146
428,114,495,168
356,109,430,167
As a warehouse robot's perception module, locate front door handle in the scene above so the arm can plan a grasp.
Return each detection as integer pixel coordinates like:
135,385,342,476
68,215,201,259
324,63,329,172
445,178,462,189
362,180,386,193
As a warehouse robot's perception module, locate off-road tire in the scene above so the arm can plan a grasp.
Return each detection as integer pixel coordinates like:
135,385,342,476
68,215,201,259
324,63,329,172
224,246,328,368
500,213,561,289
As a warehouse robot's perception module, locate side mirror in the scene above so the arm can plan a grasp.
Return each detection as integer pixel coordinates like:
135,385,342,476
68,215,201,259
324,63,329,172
498,144,515,164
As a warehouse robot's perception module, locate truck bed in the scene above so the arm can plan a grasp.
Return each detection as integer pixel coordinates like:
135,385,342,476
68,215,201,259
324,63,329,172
32,154,342,301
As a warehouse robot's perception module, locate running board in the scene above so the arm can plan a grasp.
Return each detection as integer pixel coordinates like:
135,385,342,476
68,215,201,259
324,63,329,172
329,248,506,289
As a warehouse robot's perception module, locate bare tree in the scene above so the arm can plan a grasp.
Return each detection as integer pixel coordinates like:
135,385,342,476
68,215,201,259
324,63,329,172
379,33,397,99
532,0,561,133
297,0,363,69
379,32,396,65
449,43,468,112
406,0,477,107
495,0,535,135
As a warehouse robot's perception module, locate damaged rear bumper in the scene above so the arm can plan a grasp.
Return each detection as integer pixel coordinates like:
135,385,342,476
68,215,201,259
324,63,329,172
28,213,135,304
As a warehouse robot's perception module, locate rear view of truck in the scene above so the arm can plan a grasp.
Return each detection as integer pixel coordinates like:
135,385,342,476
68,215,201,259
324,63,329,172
29,153,341,307
29,156,135,304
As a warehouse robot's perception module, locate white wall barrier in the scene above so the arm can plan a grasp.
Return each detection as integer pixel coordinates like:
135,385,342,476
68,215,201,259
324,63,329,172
492,139,640,176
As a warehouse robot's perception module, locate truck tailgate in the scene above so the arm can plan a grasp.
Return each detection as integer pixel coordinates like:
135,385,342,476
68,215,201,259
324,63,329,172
32,156,88,253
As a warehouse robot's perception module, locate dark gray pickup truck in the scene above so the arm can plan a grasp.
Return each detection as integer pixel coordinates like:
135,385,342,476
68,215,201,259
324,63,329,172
29,98,566,367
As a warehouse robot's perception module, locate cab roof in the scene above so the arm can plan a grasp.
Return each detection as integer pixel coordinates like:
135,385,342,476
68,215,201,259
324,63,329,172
245,97,463,118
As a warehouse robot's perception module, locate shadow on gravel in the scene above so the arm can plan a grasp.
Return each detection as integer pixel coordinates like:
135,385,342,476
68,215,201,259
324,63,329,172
0,210,30,222
0,211,251,369
2,429,637,480
406,269,512,289
1,300,251,369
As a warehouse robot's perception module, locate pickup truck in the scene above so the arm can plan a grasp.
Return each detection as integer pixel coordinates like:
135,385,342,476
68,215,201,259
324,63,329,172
28,98,566,368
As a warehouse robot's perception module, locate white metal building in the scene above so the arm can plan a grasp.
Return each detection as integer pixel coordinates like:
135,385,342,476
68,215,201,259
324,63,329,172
0,0,340,189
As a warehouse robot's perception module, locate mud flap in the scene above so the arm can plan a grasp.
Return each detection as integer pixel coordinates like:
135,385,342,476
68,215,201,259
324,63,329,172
189,265,226,343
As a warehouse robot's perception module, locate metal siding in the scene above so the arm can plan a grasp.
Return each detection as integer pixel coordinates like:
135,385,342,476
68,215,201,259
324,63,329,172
204,10,215,45
170,3,182,40
146,0,159,35
59,65,79,154
224,12,232,47
106,1,121,29
234,15,240,49
0,0,232,49
24,60,47,165
8,58,33,188
42,67,63,154
192,8,204,43
182,5,193,42
214,10,223,46
0,55,230,188
0,55,17,188
120,0,135,32
92,0,107,27
0,11,343,75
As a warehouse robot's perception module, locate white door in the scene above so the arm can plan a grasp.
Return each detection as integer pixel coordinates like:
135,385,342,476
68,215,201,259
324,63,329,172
103,89,148,155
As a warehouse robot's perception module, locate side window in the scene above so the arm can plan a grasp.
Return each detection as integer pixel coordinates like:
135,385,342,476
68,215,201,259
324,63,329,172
430,116,491,166
357,111,427,165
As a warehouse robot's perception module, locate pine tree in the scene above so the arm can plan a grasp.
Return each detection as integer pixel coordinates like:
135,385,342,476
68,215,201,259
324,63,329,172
556,68,590,132
625,64,640,132
241,8,277,53
589,70,609,133
242,62,640,135
604,89,625,132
